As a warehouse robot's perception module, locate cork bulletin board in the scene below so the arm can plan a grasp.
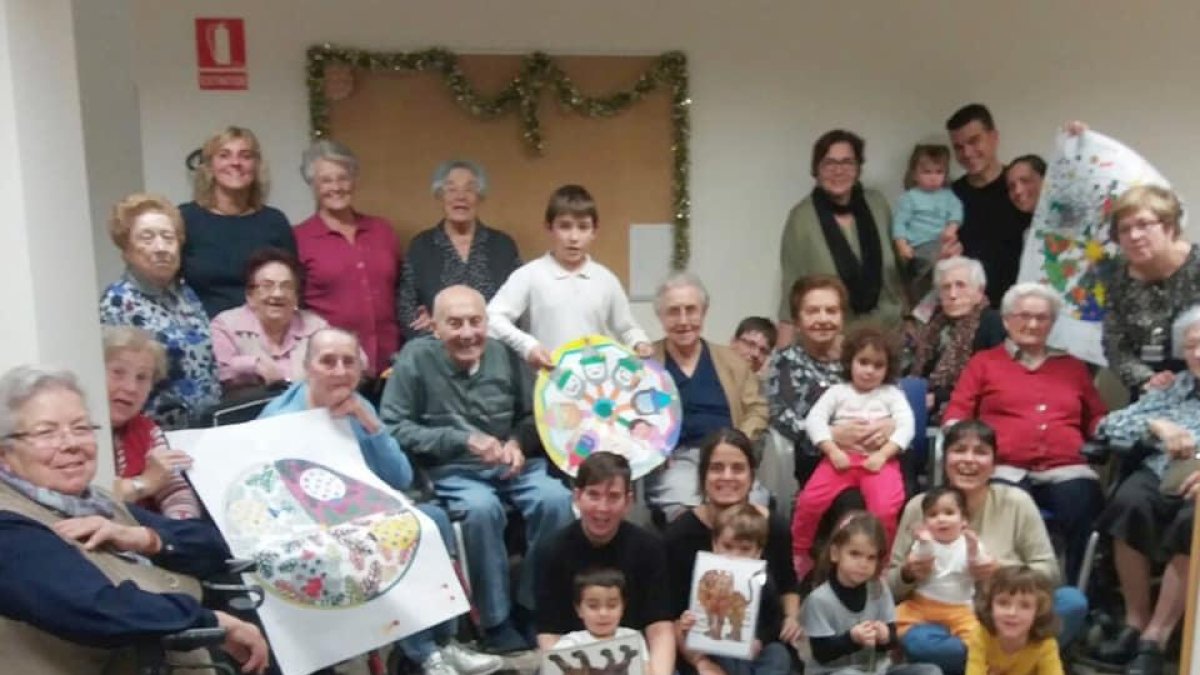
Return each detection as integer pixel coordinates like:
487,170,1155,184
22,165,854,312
313,51,684,284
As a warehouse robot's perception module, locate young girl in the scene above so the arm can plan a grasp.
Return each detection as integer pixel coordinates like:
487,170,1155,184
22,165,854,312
967,565,1063,675
895,486,990,640
892,145,963,301
792,327,914,580
802,512,939,675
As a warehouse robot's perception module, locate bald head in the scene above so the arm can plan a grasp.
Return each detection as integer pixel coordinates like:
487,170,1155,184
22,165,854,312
432,285,488,369
433,285,486,323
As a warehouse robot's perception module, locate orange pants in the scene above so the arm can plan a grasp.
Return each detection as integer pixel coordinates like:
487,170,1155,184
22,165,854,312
896,593,978,639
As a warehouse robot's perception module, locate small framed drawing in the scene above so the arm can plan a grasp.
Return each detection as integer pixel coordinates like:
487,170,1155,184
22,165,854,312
684,551,767,660
542,631,647,675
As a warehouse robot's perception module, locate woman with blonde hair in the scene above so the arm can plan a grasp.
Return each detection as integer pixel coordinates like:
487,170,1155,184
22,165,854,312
180,126,296,318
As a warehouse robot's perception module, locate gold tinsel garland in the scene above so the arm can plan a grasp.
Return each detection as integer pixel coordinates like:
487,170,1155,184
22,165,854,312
305,45,692,270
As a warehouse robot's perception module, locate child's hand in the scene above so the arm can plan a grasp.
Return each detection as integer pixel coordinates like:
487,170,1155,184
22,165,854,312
678,611,697,633
895,240,915,261
526,345,555,370
827,447,851,471
695,659,727,675
964,528,980,557
940,223,959,243
914,525,933,543
750,639,763,659
633,342,654,359
779,615,803,644
849,621,876,647
863,450,887,473
870,621,891,645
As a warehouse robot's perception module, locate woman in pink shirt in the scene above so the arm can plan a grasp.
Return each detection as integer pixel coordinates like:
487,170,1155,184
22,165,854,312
293,140,401,378
210,247,328,389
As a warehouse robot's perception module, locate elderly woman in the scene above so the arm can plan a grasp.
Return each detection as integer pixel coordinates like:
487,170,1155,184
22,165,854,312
294,140,401,377
99,193,220,429
644,273,768,520
777,130,904,345
943,281,1106,582
890,420,1088,675
1102,185,1200,395
0,365,268,673
1086,305,1200,672
664,429,799,673
103,326,201,519
181,126,296,318
395,160,521,340
1004,154,1046,217
210,247,329,389
906,257,1005,419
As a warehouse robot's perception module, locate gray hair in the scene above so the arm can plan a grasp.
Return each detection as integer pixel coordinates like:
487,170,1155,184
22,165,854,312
1000,282,1062,320
654,271,710,315
933,256,987,291
300,140,359,184
431,159,488,198
102,326,167,383
1172,305,1200,359
304,327,362,366
0,366,86,444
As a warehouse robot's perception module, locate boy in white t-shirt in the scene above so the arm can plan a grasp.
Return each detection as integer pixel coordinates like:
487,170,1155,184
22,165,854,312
895,486,991,639
551,568,650,654
487,185,651,369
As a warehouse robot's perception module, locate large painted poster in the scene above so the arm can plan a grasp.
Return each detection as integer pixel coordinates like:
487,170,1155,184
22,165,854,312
169,409,468,675
1016,129,1173,364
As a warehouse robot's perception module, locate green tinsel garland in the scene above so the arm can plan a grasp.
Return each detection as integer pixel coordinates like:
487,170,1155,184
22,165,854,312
306,45,691,270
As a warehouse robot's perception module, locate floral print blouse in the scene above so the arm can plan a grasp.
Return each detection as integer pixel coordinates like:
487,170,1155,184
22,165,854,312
766,344,844,449
99,270,221,429
1097,370,1200,479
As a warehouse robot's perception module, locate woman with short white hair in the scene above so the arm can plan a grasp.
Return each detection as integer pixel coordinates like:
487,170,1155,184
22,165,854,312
395,159,521,340
906,256,1005,419
942,281,1106,582
293,140,401,377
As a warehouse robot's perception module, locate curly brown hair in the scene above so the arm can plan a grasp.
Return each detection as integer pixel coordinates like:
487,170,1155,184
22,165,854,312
840,325,901,384
976,565,1060,642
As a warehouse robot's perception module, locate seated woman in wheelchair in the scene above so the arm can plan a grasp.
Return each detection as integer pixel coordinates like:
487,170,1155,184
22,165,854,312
942,281,1106,584
0,365,268,674
1088,304,1200,674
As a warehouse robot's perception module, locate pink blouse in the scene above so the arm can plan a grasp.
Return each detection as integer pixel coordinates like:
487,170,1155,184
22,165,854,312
210,304,329,386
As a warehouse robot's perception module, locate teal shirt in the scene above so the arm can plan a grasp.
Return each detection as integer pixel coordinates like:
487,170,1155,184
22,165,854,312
892,187,963,247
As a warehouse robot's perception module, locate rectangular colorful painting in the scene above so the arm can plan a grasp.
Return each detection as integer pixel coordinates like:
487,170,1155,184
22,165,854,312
168,408,469,675
542,631,647,675
684,551,766,660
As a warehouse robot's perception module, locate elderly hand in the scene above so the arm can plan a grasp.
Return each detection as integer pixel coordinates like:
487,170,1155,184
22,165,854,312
215,611,270,674
499,439,525,478
1149,419,1197,459
330,395,382,435
633,342,654,359
1144,371,1177,392
1180,470,1200,500
53,516,160,555
410,305,432,332
467,433,504,464
254,359,285,385
526,345,555,370
141,447,193,494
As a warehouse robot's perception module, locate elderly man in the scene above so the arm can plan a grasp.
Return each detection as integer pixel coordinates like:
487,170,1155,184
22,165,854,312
259,327,502,675
643,272,768,521
380,285,574,654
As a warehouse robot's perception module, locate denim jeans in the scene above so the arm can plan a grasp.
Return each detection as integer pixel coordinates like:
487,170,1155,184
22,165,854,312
433,457,574,628
393,502,461,663
900,586,1087,675
712,642,791,675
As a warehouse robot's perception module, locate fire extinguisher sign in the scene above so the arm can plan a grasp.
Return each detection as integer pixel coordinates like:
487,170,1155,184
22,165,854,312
195,18,247,90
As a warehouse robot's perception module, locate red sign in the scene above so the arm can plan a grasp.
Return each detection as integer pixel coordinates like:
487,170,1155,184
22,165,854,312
195,18,247,90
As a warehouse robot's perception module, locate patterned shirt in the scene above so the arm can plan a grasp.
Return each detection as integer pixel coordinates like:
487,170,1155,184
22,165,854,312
99,270,221,428
1096,370,1200,478
1103,244,1200,388
766,345,844,445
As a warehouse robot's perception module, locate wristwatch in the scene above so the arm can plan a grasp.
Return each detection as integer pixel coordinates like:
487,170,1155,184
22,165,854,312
129,477,147,499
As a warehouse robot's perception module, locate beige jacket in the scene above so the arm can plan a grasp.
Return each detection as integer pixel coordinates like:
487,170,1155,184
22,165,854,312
651,339,768,442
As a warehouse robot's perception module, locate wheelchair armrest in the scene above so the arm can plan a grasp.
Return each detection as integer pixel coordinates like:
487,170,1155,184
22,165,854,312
161,627,227,652
1080,440,1110,464
224,558,257,575
202,581,265,612
447,509,468,522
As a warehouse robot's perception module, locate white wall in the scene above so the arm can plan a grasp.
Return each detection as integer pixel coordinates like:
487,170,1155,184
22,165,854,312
132,0,1200,338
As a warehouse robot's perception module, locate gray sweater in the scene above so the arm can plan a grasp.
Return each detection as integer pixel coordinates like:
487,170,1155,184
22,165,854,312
379,336,536,474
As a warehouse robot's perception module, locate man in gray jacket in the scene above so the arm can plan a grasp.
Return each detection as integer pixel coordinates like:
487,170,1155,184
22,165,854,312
380,285,573,654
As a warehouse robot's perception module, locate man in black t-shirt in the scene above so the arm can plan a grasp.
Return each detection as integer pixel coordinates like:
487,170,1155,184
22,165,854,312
532,453,676,675
945,103,1029,308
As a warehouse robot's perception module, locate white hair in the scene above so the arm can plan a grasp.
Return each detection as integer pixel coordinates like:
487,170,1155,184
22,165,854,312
933,256,987,291
1000,282,1062,319
431,159,488,198
1172,305,1200,359
300,140,359,184
654,271,710,315
304,327,362,366
0,366,86,443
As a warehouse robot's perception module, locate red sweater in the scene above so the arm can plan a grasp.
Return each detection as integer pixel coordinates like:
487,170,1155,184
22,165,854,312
943,345,1106,471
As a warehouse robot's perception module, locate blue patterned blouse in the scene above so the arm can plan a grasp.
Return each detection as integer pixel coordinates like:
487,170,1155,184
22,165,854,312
1096,370,1200,478
99,270,221,429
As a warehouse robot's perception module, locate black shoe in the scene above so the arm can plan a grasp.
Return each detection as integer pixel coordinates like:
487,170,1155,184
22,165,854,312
1126,641,1164,675
1091,625,1141,664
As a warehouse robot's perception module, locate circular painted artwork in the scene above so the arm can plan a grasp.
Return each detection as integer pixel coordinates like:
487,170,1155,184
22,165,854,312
534,335,681,479
224,459,420,608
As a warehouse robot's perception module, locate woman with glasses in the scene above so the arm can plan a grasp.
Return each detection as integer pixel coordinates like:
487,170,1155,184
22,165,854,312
1102,185,1200,397
942,282,1107,584
210,247,329,390
395,159,521,341
99,193,220,429
776,130,905,345
0,365,269,673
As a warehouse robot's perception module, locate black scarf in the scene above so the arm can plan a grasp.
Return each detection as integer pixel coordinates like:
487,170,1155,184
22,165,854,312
811,183,883,315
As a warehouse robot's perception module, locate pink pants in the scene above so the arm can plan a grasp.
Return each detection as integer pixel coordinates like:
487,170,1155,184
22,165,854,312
791,454,905,580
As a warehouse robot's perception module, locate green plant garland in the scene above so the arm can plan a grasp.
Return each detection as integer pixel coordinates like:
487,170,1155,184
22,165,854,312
306,45,691,269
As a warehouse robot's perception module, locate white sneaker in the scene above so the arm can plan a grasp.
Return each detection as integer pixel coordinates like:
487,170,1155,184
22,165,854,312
440,642,504,675
420,651,460,675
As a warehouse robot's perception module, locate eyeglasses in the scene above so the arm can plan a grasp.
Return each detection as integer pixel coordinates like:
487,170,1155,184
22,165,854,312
819,158,859,172
1008,312,1053,325
252,281,297,294
736,335,772,358
442,184,480,197
5,423,101,449
1116,218,1164,238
